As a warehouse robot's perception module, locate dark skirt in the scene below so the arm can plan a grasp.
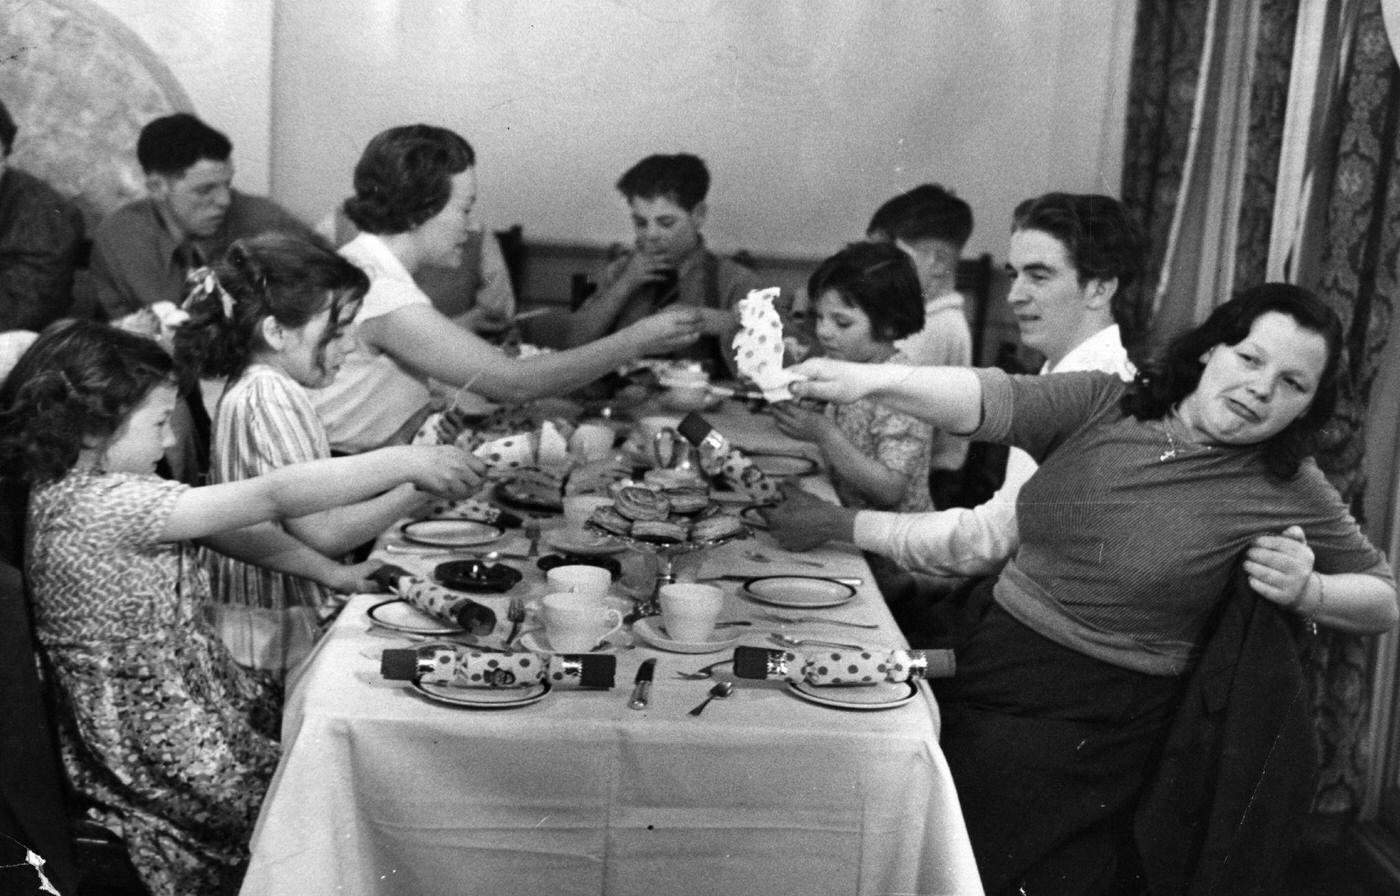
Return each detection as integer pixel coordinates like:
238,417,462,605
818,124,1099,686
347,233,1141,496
932,579,1185,896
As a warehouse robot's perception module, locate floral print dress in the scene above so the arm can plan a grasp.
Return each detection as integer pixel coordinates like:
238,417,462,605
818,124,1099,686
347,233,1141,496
827,351,935,513
26,472,281,896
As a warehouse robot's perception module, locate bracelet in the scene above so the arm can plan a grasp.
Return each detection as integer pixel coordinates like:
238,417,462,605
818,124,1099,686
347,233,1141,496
1307,573,1326,623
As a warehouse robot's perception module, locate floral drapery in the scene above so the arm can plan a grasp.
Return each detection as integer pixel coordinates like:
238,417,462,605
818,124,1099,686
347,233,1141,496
1122,0,1400,814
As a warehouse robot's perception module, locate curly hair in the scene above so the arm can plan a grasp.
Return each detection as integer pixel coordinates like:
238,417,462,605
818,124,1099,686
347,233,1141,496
807,241,925,343
615,153,710,211
1122,282,1345,480
174,233,369,381
0,320,175,484
343,124,474,235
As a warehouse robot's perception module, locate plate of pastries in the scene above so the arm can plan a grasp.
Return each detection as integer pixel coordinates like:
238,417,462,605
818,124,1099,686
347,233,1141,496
586,485,748,546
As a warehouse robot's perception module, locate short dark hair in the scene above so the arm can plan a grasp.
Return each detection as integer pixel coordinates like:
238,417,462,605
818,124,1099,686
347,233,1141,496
615,153,709,211
867,184,973,248
0,97,16,156
807,242,925,343
136,113,233,176
0,320,175,483
1123,282,1345,480
343,125,475,235
174,233,369,380
1011,192,1146,331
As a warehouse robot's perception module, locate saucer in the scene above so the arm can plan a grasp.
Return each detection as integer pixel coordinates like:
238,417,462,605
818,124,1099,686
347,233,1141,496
520,630,620,656
411,679,551,709
543,526,626,556
631,617,741,654
401,519,504,548
787,680,917,710
743,576,856,609
434,560,523,593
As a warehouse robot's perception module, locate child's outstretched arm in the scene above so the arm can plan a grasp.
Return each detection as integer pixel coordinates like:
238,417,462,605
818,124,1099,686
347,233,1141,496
200,522,384,594
161,445,483,543
771,403,909,509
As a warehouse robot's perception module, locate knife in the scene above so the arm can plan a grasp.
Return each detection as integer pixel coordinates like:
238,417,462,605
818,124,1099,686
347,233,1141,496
629,658,656,710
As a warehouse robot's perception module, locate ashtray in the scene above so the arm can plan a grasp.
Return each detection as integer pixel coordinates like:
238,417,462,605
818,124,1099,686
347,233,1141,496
536,553,623,580
434,559,524,593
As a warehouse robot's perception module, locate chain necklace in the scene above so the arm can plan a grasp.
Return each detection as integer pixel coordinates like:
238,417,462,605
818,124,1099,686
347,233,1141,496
1158,406,1214,462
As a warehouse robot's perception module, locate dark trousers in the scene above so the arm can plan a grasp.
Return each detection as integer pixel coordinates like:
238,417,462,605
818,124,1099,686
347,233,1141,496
932,584,1184,895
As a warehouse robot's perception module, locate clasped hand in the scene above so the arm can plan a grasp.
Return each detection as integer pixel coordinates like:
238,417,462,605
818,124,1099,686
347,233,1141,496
407,445,487,499
1244,525,1315,609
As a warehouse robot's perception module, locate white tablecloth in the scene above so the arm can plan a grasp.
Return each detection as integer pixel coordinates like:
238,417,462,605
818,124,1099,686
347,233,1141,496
241,405,983,895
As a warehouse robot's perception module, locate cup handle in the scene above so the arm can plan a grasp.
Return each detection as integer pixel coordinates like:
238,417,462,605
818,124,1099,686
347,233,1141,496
599,608,625,642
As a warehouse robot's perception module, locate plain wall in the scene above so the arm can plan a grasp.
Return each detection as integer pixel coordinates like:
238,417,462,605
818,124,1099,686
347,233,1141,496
269,0,1136,261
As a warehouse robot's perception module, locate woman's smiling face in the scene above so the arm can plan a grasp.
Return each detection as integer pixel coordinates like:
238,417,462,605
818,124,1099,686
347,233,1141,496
1179,310,1329,446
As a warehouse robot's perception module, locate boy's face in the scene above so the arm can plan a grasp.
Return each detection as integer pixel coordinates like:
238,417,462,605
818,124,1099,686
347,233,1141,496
148,157,234,241
629,195,705,265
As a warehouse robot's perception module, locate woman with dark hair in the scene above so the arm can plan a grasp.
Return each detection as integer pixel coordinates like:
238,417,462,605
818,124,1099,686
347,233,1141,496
0,321,480,895
176,233,437,675
785,283,1396,894
312,124,704,453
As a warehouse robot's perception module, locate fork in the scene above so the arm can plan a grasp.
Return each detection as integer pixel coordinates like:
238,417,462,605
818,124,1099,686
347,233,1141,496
504,596,525,646
757,611,879,630
769,633,864,651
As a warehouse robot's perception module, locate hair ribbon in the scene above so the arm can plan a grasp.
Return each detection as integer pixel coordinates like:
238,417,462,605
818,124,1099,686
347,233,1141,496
182,265,236,320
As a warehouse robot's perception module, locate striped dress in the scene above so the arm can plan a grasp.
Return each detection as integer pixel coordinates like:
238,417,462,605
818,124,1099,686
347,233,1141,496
208,363,332,675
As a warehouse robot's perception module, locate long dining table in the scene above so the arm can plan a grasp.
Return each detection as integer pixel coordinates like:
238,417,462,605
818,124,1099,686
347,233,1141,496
239,402,983,896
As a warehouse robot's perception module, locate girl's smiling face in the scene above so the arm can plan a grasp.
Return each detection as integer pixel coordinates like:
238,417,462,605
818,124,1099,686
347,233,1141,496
267,295,360,390
96,382,179,474
813,289,894,363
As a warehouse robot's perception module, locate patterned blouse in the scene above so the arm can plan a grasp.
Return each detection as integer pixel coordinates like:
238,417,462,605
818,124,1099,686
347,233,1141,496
26,471,280,896
827,351,934,513
210,362,332,672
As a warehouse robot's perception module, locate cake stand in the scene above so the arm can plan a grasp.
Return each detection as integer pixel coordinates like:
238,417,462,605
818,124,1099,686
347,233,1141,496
585,523,751,622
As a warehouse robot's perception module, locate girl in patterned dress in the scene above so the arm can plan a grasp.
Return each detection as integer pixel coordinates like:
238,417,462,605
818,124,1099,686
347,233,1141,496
0,320,482,896
772,241,934,513
175,234,438,677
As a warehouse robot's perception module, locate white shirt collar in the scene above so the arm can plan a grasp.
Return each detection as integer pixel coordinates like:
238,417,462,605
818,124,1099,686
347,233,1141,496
1043,324,1135,380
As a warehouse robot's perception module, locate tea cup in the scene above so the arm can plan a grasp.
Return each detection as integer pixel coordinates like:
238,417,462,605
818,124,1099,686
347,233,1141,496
658,583,724,643
546,564,612,597
541,593,624,653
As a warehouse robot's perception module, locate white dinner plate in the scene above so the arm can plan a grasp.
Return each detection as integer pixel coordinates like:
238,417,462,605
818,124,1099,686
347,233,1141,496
631,617,742,654
745,452,819,478
542,526,626,556
742,576,857,609
401,519,504,548
411,678,550,708
366,599,464,635
787,680,917,711
519,630,622,656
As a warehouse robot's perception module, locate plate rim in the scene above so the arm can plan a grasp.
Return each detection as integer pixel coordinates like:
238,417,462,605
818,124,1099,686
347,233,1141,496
744,451,820,477
411,677,551,708
742,575,858,609
400,519,505,548
631,616,742,654
519,629,621,656
366,598,465,635
432,559,524,592
787,679,917,710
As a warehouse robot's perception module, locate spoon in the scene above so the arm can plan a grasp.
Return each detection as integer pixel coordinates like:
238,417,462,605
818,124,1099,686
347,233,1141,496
769,633,864,651
688,681,734,716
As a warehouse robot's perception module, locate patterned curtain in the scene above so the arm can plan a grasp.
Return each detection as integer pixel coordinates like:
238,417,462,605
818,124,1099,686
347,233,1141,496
1123,0,1400,814
1307,0,1400,813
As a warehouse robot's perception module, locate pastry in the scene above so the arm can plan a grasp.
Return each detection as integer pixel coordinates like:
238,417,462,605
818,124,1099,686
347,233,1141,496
663,486,709,514
689,513,745,543
631,519,689,543
587,506,633,537
614,486,671,521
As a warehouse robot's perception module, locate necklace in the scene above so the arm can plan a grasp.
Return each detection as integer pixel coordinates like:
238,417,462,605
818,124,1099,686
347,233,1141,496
1158,407,1214,462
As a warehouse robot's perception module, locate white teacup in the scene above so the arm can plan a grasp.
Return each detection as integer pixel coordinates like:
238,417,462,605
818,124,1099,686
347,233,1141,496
562,495,614,530
569,423,615,461
658,583,724,643
541,592,624,653
546,564,612,597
